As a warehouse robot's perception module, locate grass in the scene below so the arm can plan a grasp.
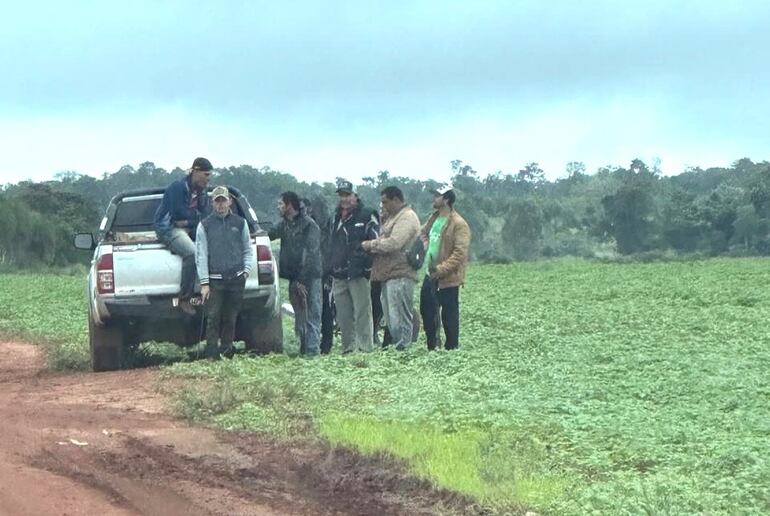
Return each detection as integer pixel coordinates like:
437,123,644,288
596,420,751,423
0,272,192,370
1,259,769,514
0,273,90,369
319,414,570,508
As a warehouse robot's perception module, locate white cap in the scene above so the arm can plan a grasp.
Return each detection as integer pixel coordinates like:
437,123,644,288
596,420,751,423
435,184,453,195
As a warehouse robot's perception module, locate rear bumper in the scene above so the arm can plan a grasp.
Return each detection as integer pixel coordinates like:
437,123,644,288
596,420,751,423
101,287,278,320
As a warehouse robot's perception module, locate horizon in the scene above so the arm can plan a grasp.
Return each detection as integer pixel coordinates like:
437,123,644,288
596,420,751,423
10,153,768,190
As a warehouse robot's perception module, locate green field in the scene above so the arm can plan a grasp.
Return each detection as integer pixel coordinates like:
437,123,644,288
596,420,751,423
1,260,769,514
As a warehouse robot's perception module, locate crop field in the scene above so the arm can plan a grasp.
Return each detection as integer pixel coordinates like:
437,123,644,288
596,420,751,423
1,259,769,514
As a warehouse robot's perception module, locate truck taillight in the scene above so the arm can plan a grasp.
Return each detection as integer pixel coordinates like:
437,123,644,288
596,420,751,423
257,245,272,261
256,245,275,284
96,253,114,294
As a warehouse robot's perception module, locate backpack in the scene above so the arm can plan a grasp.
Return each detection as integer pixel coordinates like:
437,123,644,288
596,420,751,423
405,237,426,270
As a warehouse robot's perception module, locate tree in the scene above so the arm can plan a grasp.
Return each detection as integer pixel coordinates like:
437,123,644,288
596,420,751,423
699,186,741,253
565,161,586,180
517,162,545,186
732,204,764,250
661,190,705,252
502,199,544,260
600,160,659,254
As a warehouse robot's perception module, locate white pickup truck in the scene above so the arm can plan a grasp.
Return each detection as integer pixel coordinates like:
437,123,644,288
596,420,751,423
74,186,282,371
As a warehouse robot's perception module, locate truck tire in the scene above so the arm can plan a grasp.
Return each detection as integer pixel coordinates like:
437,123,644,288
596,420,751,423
244,313,283,355
89,317,124,372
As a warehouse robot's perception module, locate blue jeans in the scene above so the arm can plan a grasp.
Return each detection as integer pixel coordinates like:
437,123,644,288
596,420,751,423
292,278,322,356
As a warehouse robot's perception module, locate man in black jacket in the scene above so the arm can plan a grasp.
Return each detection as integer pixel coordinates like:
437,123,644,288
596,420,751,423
269,191,322,357
195,186,254,359
327,180,379,353
303,196,335,354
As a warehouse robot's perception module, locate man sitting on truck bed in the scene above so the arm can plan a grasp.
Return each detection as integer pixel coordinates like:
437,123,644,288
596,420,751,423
153,157,213,315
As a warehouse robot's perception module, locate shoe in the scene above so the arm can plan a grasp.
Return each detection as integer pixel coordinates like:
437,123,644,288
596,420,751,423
219,345,235,359
203,344,220,360
178,299,196,315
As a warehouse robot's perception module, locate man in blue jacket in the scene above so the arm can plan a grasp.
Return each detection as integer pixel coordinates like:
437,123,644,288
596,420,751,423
153,157,212,315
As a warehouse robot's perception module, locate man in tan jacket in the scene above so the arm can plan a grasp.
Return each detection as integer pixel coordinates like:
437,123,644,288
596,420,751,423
419,185,471,350
362,186,421,350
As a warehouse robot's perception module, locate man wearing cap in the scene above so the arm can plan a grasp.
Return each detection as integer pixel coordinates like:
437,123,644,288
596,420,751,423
268,191,322,357
362,186,421,351
419,185,471,351
195,186,254,359
327,180,379,353
154,157,213,315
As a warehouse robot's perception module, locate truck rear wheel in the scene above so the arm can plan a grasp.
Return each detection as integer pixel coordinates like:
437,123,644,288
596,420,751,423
244,313,283,355
89,317,124,372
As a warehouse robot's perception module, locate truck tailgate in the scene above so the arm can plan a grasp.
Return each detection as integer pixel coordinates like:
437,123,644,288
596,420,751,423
112,243,182,296
112,242,262,297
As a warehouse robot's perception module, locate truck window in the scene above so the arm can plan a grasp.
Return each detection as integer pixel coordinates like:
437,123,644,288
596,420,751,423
110,193,256,234
112,196,162,233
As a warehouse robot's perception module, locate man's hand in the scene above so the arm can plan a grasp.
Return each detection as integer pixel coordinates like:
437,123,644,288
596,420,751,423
420,234,429,247
429,265,441,280
290,282,308,310
201,285,210,303
174,220,189,228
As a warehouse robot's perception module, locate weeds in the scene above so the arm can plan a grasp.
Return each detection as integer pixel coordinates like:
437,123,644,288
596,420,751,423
2,260,770,514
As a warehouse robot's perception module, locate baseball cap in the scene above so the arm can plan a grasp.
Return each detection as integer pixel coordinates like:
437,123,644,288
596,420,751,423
191,157,213,171
336,180,355,194
434,184,453,195
211,185,230,200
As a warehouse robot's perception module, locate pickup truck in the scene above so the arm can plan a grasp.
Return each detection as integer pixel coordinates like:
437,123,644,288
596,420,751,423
74,186,282,371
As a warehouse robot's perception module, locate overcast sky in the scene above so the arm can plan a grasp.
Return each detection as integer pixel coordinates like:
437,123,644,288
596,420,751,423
3,1,770,185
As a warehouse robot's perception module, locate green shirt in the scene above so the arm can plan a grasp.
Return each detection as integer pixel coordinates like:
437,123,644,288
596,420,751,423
426,216,448,270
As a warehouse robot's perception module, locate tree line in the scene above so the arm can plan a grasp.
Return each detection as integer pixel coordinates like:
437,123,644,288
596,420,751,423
2,157,770,268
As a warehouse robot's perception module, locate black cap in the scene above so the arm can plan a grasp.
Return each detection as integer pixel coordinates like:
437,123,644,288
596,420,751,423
335,180,355,194
191,157,213,172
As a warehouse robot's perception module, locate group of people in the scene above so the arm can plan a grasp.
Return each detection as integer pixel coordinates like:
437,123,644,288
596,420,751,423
153,157,471,359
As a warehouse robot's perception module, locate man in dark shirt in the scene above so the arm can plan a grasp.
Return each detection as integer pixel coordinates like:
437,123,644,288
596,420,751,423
269,191,322,357
303,196,335,354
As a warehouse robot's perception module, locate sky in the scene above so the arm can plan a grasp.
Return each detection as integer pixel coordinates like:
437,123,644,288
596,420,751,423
3,1,770,185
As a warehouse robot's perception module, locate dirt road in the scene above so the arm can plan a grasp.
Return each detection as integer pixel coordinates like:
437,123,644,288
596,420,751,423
0,341,474,516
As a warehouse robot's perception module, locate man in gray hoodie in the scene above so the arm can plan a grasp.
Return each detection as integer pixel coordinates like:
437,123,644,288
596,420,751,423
195,186,254,359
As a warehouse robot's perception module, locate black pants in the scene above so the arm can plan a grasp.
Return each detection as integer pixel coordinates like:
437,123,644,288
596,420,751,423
205,276,246,354
419,276,460,350
320,277,335,354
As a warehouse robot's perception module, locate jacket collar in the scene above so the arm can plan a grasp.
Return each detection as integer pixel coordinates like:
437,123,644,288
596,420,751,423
336,201,363,220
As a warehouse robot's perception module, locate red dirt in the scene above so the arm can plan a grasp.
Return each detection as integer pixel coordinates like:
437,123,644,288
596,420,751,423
0,341,482,515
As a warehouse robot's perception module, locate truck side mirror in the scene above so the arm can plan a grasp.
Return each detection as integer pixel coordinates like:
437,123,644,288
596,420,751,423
74,233,95,250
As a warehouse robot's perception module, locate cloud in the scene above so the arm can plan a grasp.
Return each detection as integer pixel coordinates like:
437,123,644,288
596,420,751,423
2,1,769,183
4,1,770,119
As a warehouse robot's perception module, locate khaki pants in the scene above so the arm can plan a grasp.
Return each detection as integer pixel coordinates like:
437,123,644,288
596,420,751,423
332,277,373,353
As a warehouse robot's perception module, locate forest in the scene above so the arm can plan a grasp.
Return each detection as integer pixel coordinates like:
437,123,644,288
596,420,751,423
2,157,770,267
